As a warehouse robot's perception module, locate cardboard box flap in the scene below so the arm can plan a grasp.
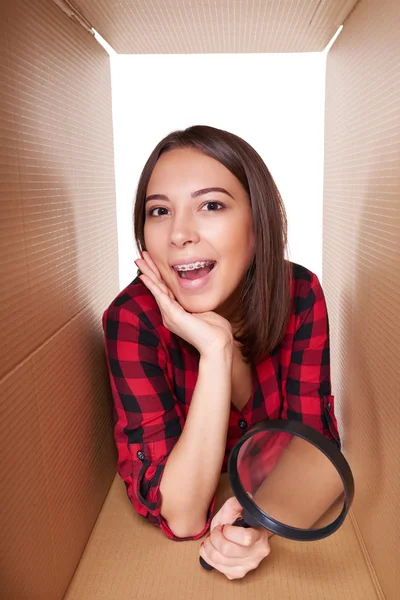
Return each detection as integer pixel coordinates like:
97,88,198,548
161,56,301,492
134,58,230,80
71,0,359,54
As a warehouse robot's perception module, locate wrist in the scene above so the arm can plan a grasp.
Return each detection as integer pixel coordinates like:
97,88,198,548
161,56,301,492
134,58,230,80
199,342,233,363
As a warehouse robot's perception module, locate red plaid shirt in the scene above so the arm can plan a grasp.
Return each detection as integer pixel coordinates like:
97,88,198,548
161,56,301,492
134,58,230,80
102,262,340,541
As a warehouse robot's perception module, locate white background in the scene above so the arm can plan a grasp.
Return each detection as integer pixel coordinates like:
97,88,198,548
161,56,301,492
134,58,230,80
110,52,327,290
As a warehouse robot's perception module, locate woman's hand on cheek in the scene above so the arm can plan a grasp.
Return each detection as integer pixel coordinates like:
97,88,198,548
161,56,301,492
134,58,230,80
135,251,233,357
199,523,270,580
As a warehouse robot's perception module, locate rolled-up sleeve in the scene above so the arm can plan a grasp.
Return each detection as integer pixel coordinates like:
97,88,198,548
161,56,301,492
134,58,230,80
102,304,214,540
283,272,341,447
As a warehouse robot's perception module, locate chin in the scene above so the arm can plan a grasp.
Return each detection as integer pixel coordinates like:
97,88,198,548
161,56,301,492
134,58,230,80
176,294,220,315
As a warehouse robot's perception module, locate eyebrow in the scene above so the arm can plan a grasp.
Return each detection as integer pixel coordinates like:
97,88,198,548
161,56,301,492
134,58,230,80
145,187,235,203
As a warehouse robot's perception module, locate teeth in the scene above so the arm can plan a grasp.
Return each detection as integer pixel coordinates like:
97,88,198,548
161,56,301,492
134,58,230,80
175,260,214,272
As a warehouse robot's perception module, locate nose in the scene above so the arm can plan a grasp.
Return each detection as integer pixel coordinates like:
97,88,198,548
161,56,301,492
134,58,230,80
169,212,200,247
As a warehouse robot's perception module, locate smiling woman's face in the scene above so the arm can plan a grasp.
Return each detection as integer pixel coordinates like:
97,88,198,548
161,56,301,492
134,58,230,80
144,147,255,317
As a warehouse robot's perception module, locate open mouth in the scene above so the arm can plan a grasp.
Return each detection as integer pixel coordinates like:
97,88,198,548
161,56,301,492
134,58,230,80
173,261,216,281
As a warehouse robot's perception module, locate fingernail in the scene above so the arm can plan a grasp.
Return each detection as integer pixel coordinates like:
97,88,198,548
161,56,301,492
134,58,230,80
200,542,204,547
221,524,225,533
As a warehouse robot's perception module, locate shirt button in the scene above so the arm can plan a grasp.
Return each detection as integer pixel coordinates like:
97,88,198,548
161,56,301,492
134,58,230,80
137,451,145,461
326,402,332,412
238,419,248,430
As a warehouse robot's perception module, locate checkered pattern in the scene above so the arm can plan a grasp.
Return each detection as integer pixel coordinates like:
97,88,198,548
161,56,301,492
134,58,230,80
102,262,340,541
237,431,294,496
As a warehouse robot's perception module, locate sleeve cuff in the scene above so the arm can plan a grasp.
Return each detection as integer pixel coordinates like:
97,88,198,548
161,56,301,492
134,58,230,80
157,494,217,542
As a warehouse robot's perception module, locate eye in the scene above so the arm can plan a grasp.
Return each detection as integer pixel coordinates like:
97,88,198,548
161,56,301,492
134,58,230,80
201,202,225,212
147,207,170,217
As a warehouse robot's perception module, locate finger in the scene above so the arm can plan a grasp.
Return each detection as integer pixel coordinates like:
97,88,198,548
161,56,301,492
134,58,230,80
209,491,255,531
210,496,243,531
141,251,175,299
136,258,175,301
136,260,174,299
142,250,162,279
207,528,254,559
222,524,261,547
200,539,241,569
199,544,248,580
139,274,187,324
135,259,163,286
138,274,171,307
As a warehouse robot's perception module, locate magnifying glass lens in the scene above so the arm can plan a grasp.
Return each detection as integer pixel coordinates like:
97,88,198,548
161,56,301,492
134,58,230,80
237,430,345,530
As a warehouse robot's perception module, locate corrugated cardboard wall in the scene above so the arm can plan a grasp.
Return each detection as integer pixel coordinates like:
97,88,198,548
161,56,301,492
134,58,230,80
0,0,119,598
323,0,400,598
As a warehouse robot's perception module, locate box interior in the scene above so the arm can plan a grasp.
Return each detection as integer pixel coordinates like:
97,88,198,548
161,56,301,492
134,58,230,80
1,0,398,598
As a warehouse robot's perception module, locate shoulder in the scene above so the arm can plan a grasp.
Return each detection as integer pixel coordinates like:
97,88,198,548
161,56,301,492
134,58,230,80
290,262,325,317
102,276,163,332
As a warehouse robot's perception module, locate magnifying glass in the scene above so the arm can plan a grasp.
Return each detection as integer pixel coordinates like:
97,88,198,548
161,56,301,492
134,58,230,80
200,419,355,571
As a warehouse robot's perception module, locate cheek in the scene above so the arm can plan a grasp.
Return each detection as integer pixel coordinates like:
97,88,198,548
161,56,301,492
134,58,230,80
143,231,171,280
143,222,154,249
220,220,254,266
144,225,165,259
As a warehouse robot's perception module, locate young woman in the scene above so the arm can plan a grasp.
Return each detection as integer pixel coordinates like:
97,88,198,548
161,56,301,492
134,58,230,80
102,125,340,580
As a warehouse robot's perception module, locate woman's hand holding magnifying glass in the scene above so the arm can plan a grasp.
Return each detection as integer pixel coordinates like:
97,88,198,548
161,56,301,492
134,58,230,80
199,496,271,580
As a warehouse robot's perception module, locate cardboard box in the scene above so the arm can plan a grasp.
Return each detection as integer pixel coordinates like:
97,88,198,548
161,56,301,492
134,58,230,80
1,0,398,598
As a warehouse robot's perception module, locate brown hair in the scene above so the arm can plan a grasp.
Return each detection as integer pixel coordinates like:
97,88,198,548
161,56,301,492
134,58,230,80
134,125,292,365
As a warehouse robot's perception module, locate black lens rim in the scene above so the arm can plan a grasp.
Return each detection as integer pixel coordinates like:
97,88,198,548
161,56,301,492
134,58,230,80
228,419,355,541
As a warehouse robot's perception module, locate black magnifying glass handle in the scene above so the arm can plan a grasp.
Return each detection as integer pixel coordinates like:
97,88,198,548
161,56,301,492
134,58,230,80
199,517,252,571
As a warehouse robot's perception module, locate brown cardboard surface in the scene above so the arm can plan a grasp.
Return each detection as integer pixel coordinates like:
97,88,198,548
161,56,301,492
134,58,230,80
0,307,116,598
0,0,119,598
0,0,118,380
66,473,378,600
73,0,359,54
323,0,400,598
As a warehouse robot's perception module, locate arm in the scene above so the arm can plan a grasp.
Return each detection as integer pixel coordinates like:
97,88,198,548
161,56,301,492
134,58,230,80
199,271,342,578
248,272,342,532
103,303,231,540
200,433,343,578
160,347,232,538
284,271,340,446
